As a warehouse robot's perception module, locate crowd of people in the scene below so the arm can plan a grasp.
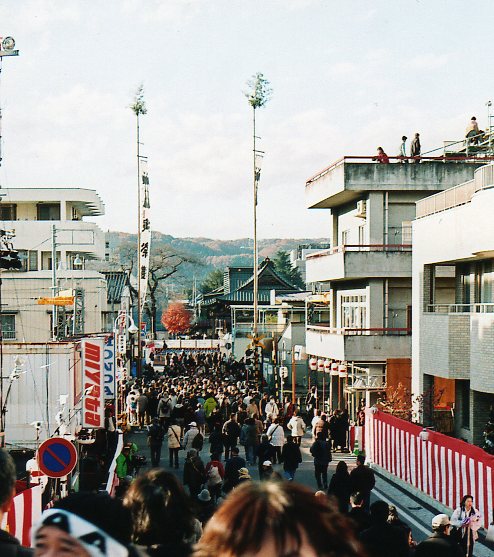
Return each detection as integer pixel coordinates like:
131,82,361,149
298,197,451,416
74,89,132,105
0,350,488,556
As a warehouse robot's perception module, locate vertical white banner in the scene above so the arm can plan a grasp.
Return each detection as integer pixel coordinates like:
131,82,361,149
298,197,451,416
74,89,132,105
139,158,151,314
104,335,115,400
81,338,105,428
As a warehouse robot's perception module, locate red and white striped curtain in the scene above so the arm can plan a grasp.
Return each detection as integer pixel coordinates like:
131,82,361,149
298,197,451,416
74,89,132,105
1,485,42,548
365,409,494,529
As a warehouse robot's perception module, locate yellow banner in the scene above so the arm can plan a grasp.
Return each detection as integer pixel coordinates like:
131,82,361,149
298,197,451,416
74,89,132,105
37,296,74,306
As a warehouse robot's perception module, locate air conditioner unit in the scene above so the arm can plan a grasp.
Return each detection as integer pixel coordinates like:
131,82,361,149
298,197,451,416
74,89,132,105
356,200,367,218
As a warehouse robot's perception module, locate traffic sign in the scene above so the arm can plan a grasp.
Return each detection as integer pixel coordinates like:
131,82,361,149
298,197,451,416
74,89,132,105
37,437,78,478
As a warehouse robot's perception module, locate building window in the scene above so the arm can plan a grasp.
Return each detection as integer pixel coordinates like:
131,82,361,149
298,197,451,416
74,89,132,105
341,230,350,245
340,295,367,329
0,314,16,340
0,203,17,220
358,225,365,245
37,203,61,221
28,250,38,271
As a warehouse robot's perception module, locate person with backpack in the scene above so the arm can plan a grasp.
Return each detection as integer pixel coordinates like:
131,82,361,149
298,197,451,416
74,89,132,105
157,393,172,429
205,453,225,503
266,418,285,464
183,422,201,451
183,449,206,500
147,418,165,467
310,431,333,490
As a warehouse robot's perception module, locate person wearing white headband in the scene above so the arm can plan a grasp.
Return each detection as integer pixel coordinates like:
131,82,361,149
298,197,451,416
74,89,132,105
32,493,132,557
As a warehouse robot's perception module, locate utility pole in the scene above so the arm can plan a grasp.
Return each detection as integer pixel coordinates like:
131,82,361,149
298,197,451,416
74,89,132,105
245,73,271,389
0,36,19,171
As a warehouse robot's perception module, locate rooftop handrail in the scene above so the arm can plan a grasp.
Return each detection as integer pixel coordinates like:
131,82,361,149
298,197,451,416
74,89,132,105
305,154,494,186
426,303,494,314
416,163,494,218
306,244,412,259
307,325,411,335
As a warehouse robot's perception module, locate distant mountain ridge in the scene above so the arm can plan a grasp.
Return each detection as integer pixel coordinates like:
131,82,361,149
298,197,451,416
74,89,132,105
108,231,328,274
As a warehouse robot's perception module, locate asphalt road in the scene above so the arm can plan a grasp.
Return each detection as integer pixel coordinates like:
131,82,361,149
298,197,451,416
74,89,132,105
128,428,493,556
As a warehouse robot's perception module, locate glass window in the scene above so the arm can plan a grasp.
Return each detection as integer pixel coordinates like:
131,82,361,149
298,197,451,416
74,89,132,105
37,203,60,221
0,204,17,220
28,250,38,271
0,314,16,340
340,294,367,329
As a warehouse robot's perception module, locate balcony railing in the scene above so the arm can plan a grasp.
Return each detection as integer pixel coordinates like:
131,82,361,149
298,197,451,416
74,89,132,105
307,325,411,336
417,163,494,218
305,155,494,186
307,244,412,260
426,303,494,314
2,330,16,340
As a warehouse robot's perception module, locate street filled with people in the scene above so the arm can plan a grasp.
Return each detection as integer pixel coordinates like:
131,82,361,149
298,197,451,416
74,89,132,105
0,350,490,556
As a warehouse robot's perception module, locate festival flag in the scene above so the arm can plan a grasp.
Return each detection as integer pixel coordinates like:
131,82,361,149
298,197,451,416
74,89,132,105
139,158,151,313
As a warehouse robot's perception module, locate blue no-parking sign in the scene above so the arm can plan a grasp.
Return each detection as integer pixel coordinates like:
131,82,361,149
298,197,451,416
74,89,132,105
37,437,78,478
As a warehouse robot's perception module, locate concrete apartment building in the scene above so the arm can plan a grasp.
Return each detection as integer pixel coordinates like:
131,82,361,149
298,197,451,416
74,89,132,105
304,157,484,414
412,163,494,444
0,188,112,342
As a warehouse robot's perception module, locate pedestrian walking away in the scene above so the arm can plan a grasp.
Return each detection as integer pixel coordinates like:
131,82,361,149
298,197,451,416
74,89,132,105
147,417,165,467
350,454,376,512
310,431,332,490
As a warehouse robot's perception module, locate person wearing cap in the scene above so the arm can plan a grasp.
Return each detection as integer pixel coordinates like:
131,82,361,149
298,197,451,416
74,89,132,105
32,492,132,557
415,514,463,557
183,421,200,451
196,489,215,526
237,467,252,485
0,448,33,555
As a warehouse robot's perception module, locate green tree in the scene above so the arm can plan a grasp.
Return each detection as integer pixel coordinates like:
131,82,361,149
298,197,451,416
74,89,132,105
272,250,304,288
201,269,224,293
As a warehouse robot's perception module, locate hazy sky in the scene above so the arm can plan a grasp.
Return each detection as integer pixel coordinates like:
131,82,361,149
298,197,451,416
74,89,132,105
0,1,493,239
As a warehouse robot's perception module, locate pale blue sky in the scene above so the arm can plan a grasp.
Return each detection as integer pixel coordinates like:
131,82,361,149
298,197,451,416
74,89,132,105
0,0,492,239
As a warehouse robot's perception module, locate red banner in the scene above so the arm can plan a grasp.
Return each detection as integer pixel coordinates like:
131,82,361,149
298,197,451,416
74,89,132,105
81,338,105,428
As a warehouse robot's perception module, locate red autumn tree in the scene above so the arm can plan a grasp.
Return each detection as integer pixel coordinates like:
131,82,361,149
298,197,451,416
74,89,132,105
161,302,191,335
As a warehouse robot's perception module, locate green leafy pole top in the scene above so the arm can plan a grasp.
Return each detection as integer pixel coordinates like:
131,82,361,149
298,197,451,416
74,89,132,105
245,72,272,109
131,83,147,116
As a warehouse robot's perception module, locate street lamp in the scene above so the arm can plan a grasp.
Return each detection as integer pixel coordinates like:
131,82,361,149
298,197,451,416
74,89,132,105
244,72,272,387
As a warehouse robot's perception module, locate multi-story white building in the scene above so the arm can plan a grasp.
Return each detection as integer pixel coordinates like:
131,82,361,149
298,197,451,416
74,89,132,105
304,157,484,413
412,163,494,444
0,188,112,342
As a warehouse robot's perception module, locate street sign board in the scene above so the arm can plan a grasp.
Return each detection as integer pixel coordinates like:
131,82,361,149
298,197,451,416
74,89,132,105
81,338,105,428
37,437,78,478
104,335,115,400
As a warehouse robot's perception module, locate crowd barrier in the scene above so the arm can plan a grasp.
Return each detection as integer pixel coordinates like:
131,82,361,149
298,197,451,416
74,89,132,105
365,408,494,528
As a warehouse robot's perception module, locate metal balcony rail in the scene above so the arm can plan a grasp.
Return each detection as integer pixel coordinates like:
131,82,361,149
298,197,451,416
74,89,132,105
426,303,494,314
307,325,411,335
1,330,16,340
306,244,412,259
305,155,494,186
416,163,494,218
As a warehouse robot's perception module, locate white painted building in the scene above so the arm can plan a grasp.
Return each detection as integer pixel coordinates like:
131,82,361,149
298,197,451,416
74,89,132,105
412,163,494,443
305,157,484,411
0,188,111,341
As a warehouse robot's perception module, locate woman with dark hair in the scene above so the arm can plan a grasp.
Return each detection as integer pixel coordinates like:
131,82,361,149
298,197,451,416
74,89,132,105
183,449,206,500
450,494,482,557
327,460,352,512
194,481,364,557
123,469,202,557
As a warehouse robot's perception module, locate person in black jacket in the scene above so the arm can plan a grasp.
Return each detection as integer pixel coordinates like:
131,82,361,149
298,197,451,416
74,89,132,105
256,435,275,480
310,431,332,490
223,447,246,492
415,514,463,557
347,492,372,534
359,500,409,557
0,449,33,555
222,413,241,460
208,423,224,460
280,435,302,481
328,460,352,513
349,454,375,512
